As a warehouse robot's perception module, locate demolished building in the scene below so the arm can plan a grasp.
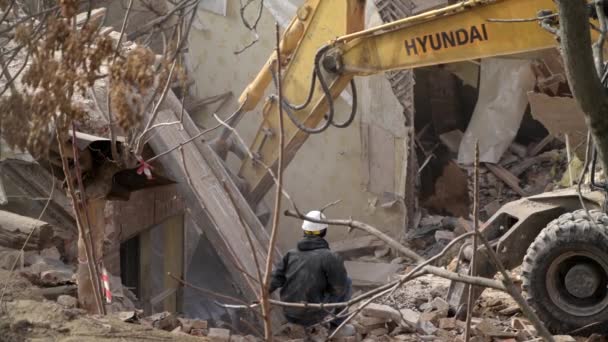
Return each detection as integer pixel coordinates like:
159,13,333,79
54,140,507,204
0,0,596,340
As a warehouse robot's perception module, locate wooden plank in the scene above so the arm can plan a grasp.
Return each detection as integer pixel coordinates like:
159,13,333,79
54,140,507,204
163,214,183,313
139,229,152,315
510,150,560,177
0,210,55,250
153,186,184,224
485,163,527,197
528,134,554,157
145,97,273,304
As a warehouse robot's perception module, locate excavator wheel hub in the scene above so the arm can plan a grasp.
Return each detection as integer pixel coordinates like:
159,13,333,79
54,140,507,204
564,263,602,299
546,251,608,317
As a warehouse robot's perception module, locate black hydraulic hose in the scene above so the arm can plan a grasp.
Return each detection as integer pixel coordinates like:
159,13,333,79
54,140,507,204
279,97,332,134
270,44,358,134
331,79,358,128
271,72,332,134
267,45,333,134
313,44,336,131
282,69,318,111
590,147,608,191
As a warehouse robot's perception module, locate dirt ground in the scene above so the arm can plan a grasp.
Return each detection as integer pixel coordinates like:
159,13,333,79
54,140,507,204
0,270,206,342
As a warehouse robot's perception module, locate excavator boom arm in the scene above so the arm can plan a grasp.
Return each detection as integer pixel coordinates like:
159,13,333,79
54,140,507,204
337,0,557,75
232,0,568,204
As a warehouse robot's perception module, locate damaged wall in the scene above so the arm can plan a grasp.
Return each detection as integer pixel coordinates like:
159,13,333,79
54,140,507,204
186,0,415,251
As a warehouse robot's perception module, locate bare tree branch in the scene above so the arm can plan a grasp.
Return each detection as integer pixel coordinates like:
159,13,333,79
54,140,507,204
235,0,265,54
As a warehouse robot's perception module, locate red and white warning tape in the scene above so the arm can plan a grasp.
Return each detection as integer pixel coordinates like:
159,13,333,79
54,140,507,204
101,266,112,304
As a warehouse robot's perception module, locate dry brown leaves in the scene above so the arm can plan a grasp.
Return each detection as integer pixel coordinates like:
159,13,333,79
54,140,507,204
0,4,174,158
0,13,114,156
109,47,155,131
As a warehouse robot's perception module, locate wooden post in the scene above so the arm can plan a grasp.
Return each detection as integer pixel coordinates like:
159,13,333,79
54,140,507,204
163,214,184,313
139,228,152,315
77,198,107,312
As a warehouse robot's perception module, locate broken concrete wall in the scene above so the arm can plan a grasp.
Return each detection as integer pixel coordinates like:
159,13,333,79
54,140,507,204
185,1,413,251
103,184,244,322
458,58,536,165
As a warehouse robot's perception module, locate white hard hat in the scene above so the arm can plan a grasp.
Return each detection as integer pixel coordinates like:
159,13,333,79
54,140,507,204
302,210,328,232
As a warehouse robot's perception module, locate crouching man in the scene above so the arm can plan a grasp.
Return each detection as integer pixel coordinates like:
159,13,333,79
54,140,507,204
268,210,354,333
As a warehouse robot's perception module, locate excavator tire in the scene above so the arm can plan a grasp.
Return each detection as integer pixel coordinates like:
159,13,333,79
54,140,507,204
522,209,608,335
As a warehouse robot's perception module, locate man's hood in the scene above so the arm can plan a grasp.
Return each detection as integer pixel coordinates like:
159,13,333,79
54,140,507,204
297,236,329,251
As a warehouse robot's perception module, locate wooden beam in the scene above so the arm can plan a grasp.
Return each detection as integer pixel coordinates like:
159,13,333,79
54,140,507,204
0,210,55,250
485,163,527,197
139,228,152,315
528,134,554,157
145,95,275,304
163,214,184,313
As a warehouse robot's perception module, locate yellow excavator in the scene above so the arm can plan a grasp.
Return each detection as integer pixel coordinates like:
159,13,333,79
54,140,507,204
211,0,608,334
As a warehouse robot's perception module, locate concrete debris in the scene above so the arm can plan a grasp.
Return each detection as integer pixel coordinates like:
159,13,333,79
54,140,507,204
1,263,595,342
141,312,180,331
498,305,520,316
344,261,404,289
40,269,74,285
208,328,231,341
331,235,385,259
357,314,388,329
56,295,78,308
474,318,500,337
116,311,138,323
434,230,454,243
361,303,400,322
418,309,447,326
40,247,61,260
416,319,438,335
374,246,391,258
398,308,420,327
438,317,457,330
369,327,389,336
0,210,60,251
276,323,307,338
429,297,449,312
18,253,75,287
191,319,208,330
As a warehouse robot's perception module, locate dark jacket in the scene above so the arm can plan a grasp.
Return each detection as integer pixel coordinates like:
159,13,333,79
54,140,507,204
269,236,348,325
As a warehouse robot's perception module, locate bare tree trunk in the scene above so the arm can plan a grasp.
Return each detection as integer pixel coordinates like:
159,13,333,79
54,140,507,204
556,0,608,172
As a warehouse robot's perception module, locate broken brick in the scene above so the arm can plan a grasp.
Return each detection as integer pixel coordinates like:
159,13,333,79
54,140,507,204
208,328,231,341
357,314,389,327
416,320,437,335
191,319,208,330
361,303,399,322
397,308,420,327
438,318,457,330
430,297,449,312
369,327,389,336
553,336,576,342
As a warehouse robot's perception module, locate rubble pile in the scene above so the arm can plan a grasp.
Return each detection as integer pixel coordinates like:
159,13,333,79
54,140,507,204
335,281,594,342
0,245,137,311
472,145,567,221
